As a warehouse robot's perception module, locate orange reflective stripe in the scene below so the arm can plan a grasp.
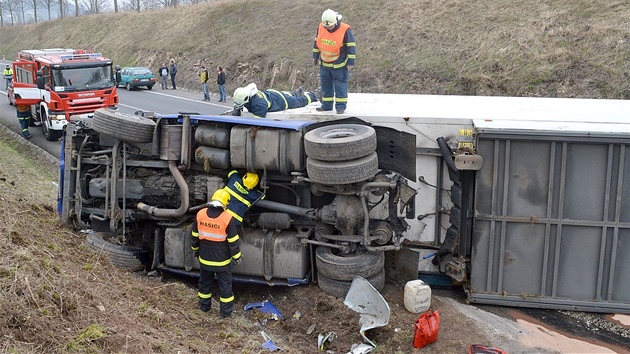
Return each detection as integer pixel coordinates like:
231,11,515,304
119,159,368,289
316,23,350,63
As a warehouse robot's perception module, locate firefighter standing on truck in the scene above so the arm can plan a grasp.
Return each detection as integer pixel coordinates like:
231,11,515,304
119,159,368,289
191,189,242,318
3,64,13,90
223,170,264,224
312,9,356,114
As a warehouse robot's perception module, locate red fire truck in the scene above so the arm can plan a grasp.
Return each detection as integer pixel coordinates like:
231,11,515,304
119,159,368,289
10,48,119,141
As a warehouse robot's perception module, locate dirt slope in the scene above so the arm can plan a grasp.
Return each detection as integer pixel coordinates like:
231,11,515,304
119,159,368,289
0,0,629,99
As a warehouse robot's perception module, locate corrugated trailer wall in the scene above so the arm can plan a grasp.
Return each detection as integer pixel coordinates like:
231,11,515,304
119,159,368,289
469,130,630,313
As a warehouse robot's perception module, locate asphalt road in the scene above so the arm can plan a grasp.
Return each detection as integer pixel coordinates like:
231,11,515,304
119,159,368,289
0,59,233,158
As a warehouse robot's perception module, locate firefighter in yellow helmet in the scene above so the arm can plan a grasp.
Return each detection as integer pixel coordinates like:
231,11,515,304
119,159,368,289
223,170,264,224
191,189,242,318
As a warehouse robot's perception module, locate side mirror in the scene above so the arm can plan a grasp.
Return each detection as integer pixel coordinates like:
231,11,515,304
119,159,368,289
36,76,45,90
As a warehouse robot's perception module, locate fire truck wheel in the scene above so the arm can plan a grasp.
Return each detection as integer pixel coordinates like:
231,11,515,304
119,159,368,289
92,109,156,143
41,112,62,141
317,269,385,299
304,124,377,161
316,246,384,281
306,152,378,185
85,231,149,271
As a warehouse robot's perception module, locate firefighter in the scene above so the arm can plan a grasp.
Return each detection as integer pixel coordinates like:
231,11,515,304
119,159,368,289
231,83,318,118
191,189,242,318
16,104,32,140
312,9,356,114
223,170,264,224
3,64,13,90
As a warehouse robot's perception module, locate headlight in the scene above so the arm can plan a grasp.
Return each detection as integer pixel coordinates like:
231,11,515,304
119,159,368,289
49,114,67,121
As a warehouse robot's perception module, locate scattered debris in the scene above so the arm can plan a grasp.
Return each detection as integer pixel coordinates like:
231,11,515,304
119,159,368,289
292,310,302,320
469,344,508,354
413,310,441,349
317,331,337,351
306,323,317,335
343,276,391,353
260,331,283,352
244,300,285,321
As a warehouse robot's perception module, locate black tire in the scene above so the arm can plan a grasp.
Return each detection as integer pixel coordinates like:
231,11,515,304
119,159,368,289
92,109,155,143
147,85,154,90
42,111,62,141
85,231,149,271
307,152,378,185
304,124,377,161
318,269,385,299
7,93,13,105
316,247,384,281
126,82,132,91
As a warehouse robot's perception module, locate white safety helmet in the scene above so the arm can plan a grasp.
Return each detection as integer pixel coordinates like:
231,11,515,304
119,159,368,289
233,83,258,107
321,9,341,27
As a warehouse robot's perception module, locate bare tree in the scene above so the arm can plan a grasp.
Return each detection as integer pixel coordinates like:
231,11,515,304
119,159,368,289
25,0,39,23
41,0,53,19
80,0,107,14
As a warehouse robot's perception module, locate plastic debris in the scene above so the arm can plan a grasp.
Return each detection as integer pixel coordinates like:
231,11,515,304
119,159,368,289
244,300,285,321
306,323,317,335
469,344,507,354
317,331,337,351
343,276,391,354
260,331,283,352
293,310,302,320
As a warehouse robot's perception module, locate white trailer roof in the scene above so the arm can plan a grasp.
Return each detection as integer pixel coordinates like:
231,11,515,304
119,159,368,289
271,93,630,134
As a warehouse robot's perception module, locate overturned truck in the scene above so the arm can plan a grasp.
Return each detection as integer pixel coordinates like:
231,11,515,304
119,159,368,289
60,93,630,313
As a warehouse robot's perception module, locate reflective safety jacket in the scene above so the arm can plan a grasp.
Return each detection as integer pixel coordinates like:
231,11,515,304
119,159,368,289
242,90,315,118
191,206,241,271
3,67,13,78
313,22,356,69
224,170,264,222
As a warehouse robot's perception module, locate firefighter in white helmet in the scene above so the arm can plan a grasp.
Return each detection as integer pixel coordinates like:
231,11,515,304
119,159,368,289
231,83,319,118
312,8,356,114
191,189,241,318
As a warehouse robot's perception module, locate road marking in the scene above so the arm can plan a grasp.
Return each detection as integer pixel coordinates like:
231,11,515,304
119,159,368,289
141,90,230,108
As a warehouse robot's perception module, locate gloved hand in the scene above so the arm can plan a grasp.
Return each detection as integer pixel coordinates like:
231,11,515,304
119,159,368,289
231,108,242,116
312,58,319,66
233,257,242,266
194,251,199,259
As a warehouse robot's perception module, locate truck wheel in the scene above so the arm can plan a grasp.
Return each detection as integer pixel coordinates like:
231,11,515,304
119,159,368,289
85,231,149,271
42,111,61,141
318,269,385,298
92,109,155,143
126,82,132,91
304,124,377,161
316,246,384,281
307,152,378,185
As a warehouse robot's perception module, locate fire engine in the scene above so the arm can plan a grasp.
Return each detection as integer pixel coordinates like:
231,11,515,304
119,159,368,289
10,48,119,141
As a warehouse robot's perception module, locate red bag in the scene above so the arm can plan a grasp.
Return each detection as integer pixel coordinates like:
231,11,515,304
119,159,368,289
413,310,441,349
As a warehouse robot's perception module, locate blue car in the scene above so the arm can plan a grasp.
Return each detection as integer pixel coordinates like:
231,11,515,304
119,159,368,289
118,66,157,90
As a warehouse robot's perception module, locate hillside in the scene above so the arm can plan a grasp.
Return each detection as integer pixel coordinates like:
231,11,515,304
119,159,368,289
1,0,629,100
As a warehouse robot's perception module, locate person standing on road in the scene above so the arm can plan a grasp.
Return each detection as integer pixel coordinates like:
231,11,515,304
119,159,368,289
312,9,356,114
159,63,169,89
217,66,227,102
16,104,32,140
4,64,13,90
191,189,242,318
169,59,178,90
223,170,264,225
199,65,210,101
231,83,318,118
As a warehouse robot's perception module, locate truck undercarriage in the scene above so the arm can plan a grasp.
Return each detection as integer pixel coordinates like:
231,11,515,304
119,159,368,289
60,109,416,297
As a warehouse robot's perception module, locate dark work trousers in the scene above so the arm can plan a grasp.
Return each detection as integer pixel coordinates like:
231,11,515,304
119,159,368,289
198,267,234,317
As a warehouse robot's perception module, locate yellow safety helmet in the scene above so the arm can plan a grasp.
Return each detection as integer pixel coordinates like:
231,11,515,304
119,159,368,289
208,189,230,209
242,172,260,190
321,9,340,27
